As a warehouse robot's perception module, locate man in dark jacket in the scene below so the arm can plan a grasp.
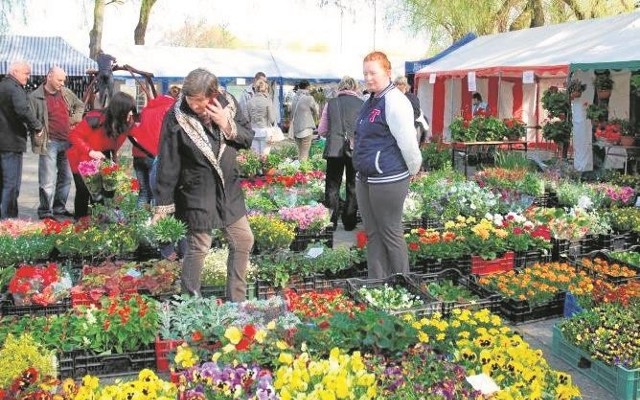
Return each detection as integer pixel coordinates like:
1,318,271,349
29,66,85,219
317,76,363,231
0,60,43,219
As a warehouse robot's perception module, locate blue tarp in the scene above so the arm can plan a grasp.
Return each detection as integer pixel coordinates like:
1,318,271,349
405,33,476,75
0,35,97,76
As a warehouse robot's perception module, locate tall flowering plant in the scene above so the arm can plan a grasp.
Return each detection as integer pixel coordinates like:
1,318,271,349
78,159,103,201
526,207,591,241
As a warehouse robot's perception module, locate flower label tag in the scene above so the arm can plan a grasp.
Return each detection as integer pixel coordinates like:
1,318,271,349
465,373,500,395
305,247,323,259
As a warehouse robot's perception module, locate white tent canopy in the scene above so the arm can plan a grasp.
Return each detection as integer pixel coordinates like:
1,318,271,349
415,11,640,79
414,11,640,155
105,44,370,82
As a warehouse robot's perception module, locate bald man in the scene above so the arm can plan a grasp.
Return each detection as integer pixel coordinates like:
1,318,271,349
0,60,43,219
29,66,84,219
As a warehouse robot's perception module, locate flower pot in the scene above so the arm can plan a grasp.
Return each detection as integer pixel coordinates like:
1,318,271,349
570,91,582,100
620,135,635,147
597,89,611,100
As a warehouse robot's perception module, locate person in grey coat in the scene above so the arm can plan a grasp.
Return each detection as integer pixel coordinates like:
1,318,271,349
0,60,43,219
289,80,319,161
29,66,85,219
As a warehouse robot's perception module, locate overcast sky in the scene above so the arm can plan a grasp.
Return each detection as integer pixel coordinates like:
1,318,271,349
8,0,429,61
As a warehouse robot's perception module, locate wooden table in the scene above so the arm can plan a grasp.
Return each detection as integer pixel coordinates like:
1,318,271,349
450,141,528,177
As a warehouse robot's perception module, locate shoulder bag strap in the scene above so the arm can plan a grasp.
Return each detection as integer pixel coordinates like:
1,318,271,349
128,135,155,158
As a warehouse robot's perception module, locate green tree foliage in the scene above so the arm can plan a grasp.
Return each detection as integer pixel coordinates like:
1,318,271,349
160,19,239,48
392,0,636,52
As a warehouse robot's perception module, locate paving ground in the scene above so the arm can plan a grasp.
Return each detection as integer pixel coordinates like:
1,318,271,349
15,151,612,398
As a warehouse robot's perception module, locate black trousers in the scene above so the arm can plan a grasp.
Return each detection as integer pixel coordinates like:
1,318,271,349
324,156,357,231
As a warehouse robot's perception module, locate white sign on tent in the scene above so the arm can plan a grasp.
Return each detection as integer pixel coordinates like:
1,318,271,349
467,72,476,92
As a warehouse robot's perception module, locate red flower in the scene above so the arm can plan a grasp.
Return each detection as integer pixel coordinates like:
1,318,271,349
130,178,140,192
243,324,257,341
408,242,420,252
103,319,111,330
356,230,368,249
235,337,251,351
318,320,330,329
191,330,203,342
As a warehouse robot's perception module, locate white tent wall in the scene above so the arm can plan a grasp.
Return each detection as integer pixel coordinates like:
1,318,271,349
609,71,631,120
572,70,595,171
523,83,537,142
443,79,462,141
498,81,514,119
417,81,434,134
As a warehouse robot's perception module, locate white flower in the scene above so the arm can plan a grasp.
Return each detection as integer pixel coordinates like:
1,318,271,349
577,195,593,210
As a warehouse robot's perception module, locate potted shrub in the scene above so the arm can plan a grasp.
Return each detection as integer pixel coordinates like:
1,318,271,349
586,103,608,122
541,86,570,118
594,73,613,99
567,78,586,100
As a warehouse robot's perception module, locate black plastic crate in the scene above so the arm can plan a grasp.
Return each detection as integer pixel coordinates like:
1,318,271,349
403,218,424,233
514,249,551,269
58,345,156,379
256,276,317,299
412,256,471,275
598,232,638,251
412,269,502,317
421,216,444,230
576,250,640,285
290,226,334,252
346,274,440,317
499,292,566,324
1,295,71,317
320,261,368,280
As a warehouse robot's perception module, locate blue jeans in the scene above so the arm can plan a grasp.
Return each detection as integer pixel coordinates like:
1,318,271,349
0,151,23,219
38,140,72,217
133,156,154,206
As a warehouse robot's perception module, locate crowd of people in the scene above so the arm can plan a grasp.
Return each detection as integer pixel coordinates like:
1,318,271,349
0,50,463,300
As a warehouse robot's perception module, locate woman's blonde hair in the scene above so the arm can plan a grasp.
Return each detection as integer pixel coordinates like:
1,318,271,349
337,76,358,91
254,79,269,94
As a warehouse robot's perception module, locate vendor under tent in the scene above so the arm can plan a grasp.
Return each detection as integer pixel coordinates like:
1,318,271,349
414,10,640,169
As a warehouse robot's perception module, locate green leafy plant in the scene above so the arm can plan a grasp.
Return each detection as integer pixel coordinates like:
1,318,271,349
586,103,608,121
567,78,586,96
542,120,572,145
151,216,187,245
0,333,56,387
423,280,479,302
594,73,614,90
420,142,452,171
541,86,569,118
494,150,532,170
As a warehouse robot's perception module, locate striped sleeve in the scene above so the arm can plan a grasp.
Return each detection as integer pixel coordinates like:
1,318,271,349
385,89,422,175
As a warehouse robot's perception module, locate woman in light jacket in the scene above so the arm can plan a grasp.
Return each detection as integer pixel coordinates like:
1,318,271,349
247,79,276,156
289,80,319,161
353,51,422,279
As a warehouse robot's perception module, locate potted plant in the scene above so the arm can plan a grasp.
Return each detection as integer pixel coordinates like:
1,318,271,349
594,73,614,99
609,118,635,146
586,103,608,122
567,78,586,100
541,86,570,118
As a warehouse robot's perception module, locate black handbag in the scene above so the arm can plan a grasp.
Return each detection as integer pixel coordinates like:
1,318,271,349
336,97,353,158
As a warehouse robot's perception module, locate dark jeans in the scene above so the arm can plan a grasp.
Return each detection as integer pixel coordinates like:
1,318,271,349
97,73,114,107
133,156,154,206
324,156,357,230
38,140,72,217
0,151,23,219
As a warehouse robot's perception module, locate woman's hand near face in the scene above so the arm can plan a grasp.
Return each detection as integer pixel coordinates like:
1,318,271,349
205,98,231,131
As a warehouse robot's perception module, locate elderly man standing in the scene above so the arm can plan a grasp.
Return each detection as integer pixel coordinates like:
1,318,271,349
29,66,84,219
0,60,43,219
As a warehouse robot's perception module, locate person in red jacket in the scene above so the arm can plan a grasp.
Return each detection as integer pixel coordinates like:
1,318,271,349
67,91,137,218
129,94,176,205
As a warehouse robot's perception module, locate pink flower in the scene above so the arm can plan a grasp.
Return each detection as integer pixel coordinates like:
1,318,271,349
78,159,101,177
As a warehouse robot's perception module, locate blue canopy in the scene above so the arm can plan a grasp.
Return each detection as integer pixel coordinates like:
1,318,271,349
404,33,476,75
0,35,97,76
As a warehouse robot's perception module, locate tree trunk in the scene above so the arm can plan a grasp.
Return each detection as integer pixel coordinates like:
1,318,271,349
134,0,157,45
530,0,545,27
560,0,585,19
89,0,105,59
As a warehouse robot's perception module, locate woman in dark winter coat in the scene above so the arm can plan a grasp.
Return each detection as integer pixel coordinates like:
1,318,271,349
152,68,255,301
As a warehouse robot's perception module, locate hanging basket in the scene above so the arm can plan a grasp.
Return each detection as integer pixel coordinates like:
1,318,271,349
597,89,611,100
